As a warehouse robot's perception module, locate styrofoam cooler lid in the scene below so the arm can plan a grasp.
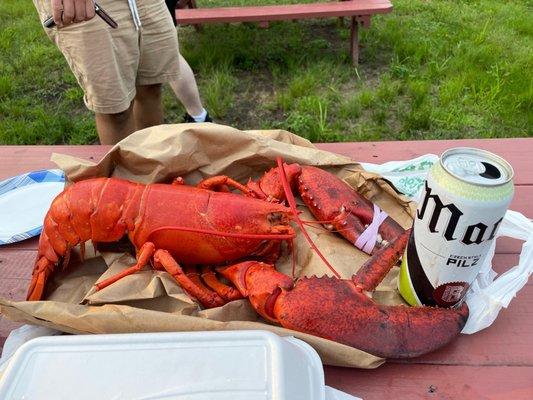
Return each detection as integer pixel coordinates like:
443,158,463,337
0,330,325,400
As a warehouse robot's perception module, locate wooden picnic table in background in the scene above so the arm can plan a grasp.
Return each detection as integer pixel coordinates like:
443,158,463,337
0,138,532,399
175,0,393,65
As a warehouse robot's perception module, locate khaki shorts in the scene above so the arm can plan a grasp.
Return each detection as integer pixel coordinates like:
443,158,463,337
34,0,180,114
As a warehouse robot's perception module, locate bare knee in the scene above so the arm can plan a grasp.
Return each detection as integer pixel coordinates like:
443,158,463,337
96,105,133,124
94,103,136,145
135,84,162,101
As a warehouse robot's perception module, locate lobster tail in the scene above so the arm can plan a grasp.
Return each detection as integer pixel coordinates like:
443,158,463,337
27,205,74,301
27,178,143,301
27,231,60,301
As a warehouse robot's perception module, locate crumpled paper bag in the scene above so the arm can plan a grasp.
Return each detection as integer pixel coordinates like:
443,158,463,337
0,123,414,368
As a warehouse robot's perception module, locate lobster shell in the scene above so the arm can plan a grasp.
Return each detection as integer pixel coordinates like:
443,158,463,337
27,177,294,301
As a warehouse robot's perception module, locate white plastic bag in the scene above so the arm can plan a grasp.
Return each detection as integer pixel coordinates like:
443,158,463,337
363,156,533,334
360,154,438,200
462,210,533,333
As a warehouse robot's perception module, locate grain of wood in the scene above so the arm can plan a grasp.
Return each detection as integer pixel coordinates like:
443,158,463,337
324,363,533,399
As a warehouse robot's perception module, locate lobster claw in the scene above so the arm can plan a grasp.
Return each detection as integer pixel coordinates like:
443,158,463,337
246,163,303,202
248,163,405,254
274,276,469,358
219,231,469,359
218,261,293,323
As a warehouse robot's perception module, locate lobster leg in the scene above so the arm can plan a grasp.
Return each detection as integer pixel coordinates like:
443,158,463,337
200,266,243,302
153,250,226,308
94,242,156,291
197,176,254,196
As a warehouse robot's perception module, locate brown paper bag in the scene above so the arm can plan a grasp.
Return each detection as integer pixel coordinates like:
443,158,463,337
0,123,415,368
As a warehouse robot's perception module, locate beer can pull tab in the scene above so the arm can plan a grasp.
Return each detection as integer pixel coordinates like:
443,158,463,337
446,157,486,177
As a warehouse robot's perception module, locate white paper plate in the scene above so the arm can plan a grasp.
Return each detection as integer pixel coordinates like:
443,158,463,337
0,169,65,245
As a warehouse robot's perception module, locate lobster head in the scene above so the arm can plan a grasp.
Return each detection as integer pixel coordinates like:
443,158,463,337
133,185,297,265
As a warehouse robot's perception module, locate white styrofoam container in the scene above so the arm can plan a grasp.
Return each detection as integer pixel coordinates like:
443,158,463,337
0,330,325,400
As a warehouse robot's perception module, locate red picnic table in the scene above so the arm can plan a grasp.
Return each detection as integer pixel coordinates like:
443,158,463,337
0,138,532,399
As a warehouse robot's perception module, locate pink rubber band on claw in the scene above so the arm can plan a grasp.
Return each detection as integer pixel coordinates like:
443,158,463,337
355,204,388,254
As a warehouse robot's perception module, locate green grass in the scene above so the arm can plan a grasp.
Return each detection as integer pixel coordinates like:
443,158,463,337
0,0,531,144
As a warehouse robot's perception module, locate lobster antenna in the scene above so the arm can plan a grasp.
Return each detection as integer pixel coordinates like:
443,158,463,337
276,157,341,278
147,226,295,241
299,218,334,224
302,222,361,235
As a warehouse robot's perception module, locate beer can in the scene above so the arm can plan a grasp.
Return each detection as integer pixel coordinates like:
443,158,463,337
398,147,514,307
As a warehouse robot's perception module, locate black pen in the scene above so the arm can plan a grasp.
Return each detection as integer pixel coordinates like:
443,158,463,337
43,2,118,29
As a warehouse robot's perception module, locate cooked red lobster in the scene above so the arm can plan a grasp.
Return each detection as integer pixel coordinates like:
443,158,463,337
28,160,468,358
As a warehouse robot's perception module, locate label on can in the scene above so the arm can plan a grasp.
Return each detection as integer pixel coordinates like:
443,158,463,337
399,148,514,307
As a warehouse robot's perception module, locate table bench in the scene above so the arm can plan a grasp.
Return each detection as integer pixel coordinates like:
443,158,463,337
174,0,393,65
1,138,532,398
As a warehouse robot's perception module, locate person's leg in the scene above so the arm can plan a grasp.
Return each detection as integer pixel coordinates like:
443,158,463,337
33,1,141,145
145,0,211,122
95,104,136,145
133,84,164,130
168,54,204,117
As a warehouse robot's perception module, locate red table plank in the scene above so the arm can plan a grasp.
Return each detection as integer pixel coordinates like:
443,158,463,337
504,185,533,220
325,364,533,400
393,286,533,366
0,250,36,280
318,138,533,185
0,145,109,180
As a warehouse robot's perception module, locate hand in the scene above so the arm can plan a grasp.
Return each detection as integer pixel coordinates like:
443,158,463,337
51,0,96,27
